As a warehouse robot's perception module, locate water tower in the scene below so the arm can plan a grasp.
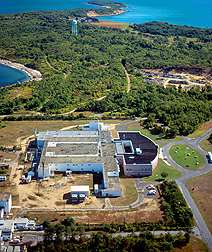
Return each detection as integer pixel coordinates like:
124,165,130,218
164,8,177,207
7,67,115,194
71,18,78,36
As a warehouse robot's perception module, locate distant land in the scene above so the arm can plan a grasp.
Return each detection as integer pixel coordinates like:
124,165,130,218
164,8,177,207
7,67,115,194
0,0,211,27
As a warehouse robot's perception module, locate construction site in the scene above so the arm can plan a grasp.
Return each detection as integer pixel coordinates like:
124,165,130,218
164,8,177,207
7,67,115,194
0,121,162,225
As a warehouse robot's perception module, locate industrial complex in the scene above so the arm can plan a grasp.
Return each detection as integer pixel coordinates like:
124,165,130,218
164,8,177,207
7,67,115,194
30,122,159,199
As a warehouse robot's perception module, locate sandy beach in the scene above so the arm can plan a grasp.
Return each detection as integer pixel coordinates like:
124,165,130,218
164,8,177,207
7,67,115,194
87,8,126,18
0,59,42,82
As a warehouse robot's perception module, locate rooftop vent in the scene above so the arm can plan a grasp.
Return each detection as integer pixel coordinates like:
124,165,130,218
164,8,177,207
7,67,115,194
135,148,142,155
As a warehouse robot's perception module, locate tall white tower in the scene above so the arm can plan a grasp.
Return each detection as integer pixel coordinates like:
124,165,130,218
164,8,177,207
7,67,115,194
71,19,78,36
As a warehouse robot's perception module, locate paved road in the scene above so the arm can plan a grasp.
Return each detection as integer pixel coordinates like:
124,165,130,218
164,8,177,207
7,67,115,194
162,128,212,251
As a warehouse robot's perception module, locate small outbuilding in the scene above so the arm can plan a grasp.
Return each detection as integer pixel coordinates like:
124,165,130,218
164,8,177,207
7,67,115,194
0,193,12,215
70,185,89,202
70,185,90,197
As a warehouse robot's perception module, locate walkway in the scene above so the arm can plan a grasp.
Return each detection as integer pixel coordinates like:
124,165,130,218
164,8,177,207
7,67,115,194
123,65,131,93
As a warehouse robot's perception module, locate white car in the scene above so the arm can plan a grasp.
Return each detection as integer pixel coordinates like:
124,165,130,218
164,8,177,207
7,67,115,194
146,185,156,190
147,190,157,196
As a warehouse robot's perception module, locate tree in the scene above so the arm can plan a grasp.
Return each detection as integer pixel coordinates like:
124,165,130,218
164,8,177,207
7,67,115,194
161,172,168,180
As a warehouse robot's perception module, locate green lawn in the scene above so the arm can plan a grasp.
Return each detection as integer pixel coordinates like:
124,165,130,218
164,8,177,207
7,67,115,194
143,159,182,182
170,144,205,170
110,178,137,206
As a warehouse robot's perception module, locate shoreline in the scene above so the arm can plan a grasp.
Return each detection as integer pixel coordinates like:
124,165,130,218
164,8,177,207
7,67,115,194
0,59,42,83
87,8,126,18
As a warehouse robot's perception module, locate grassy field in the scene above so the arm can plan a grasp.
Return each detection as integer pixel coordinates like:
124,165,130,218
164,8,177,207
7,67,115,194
170,144,205,170
110,178,137,206
187,171,212,235
188,120,212,138
143,159,182,182
0,119,124,147
0,120,90,146
173,236,209,252
200,139,212,152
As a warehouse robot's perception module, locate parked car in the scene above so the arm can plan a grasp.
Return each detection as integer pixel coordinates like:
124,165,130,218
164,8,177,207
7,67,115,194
35,225,43,231
147,190,157,196
146,185,156,190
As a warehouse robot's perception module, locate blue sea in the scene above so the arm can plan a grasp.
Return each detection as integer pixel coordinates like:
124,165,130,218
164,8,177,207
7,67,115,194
0,64,30,87
0,0,211,28
100,0,212,28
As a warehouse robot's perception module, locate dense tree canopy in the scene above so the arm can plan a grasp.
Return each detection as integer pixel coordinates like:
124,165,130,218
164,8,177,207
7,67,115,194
29,217,190,252
0,11,211,135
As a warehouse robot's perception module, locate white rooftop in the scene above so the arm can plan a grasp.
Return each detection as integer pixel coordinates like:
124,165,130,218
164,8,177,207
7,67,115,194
37,130,98,140
70,185,90,192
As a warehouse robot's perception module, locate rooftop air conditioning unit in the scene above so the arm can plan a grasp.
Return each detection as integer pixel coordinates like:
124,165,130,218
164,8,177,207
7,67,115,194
135,148,142,155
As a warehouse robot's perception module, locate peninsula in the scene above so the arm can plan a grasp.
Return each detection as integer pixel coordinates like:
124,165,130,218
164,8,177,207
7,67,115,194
87,0,127,17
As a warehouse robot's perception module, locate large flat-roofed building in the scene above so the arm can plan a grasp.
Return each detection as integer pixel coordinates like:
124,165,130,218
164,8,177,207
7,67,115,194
115,132,159,177
33,123,121,197
32,123,159,198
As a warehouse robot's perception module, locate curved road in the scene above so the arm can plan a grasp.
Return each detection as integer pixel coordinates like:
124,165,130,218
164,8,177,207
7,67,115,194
15,122,212,250
162,128,212,251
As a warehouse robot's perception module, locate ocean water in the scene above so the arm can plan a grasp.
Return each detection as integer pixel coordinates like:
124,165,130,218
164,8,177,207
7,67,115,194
0,0,212,27
0,0,98,14
0,64,30,87
100,0,212,28
0,0,211,27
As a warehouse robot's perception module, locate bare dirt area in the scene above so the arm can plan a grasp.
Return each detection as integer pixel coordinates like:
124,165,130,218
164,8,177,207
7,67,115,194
0,150,17,162
26,197,162,224
17,174,105,209
141,68,211,90
91,21,128,29
187,171,212,234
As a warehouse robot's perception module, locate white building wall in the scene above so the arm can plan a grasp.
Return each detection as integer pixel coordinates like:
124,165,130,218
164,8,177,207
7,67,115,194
70,190,89,197
37,165,52,178
53,162,104,173
151,152,159,170
101,189,121,197
124,163,152,177
38,162,104,179
0,195,12,214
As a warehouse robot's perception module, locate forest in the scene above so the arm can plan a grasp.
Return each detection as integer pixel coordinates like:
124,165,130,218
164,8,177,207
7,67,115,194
0,10,211,135
25,181,193,251
131,21,212,42
160,181,193,228
28,218,191,252
28,231,190,252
